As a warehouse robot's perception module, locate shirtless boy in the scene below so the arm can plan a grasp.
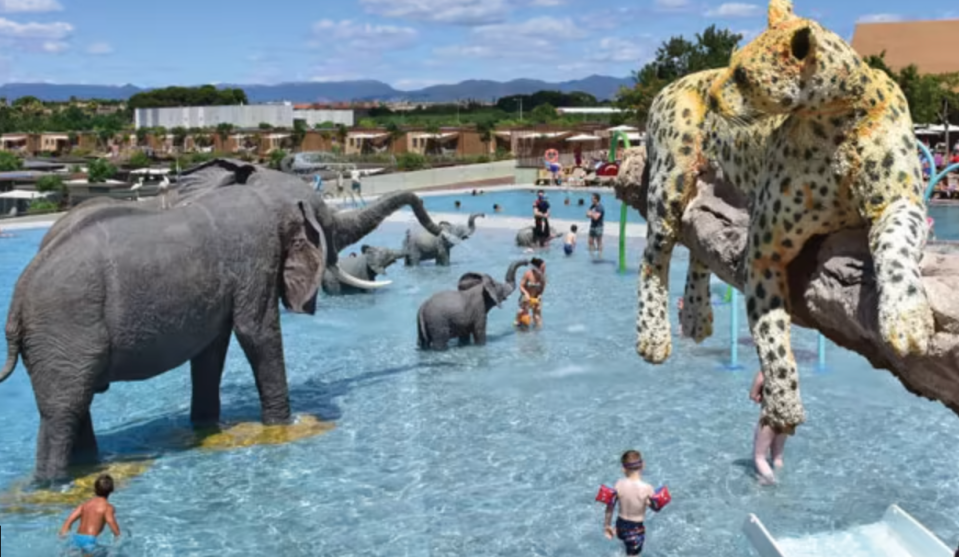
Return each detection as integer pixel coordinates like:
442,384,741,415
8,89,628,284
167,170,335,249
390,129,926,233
516,257,546,328
564,225,578,256
59,474,121,555
604,450,655,555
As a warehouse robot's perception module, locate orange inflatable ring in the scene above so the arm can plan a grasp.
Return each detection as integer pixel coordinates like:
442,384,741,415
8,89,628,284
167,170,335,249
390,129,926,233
544,149,560,164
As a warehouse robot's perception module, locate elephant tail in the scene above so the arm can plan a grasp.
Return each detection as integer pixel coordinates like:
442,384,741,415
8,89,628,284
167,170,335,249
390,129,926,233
1,296,22,384
416,304,428,349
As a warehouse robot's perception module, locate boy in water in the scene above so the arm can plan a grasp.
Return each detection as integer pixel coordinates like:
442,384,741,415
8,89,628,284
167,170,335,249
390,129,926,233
564,225,578,256
515,258,546,328
750,370,788,484
587,193,605,255
604,450,655,555
532,190,551,247
59,474,121,555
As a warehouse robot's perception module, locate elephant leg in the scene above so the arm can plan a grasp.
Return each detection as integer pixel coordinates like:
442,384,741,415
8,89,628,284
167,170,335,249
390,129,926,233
70,410,99,465
436,247,451,266
430,325,451,350
473,321,488,346
35,384,97,481
406,249,420,267
458,334,472,346
190,330,232,426
234,309,291,425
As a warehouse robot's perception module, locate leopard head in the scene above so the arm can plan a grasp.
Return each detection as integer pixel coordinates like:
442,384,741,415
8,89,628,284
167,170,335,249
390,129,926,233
708,0,867,122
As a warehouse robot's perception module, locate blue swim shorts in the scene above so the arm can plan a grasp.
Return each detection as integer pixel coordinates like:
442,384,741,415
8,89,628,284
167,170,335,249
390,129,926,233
563,243,574,255
72,533,99,554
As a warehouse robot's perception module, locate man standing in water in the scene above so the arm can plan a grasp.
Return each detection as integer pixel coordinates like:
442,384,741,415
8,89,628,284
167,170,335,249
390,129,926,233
532,190,551,247
587,193,605,256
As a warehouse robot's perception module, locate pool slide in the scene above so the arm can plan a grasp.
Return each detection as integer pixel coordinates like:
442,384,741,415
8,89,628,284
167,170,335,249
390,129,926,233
743,504,952,557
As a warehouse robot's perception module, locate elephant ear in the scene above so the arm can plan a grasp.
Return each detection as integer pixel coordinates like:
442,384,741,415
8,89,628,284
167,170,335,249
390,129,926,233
280,201,327,314
458,272,485,291
483,275,501,308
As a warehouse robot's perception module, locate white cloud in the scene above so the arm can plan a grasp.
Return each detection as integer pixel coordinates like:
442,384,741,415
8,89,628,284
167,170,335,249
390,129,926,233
359,0,510,26
310,19,418,51
655,0,690,10
86,41,112,55
0,0,62,13
0,17,71,39
706,3,763,17
40,39,65,52
588,37,647,63
432,45,497,59
473,16,587,41
527,0,567,5
856,13,903,23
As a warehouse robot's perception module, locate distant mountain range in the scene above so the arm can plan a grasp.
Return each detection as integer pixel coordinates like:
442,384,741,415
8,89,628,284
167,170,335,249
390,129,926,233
0,75,632,104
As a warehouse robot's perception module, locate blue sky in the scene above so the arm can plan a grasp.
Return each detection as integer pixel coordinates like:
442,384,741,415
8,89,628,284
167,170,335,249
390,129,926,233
0,0,955,89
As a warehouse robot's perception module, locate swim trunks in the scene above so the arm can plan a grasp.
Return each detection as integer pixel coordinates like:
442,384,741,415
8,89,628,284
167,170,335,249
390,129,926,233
616,518,646,555
589,225,604,238
563,243,574,255
72,533,99,554
351,181,362,192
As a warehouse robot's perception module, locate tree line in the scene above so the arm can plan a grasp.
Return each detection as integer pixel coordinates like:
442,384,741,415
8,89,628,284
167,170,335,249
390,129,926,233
614,25,958,127
127,85,248,109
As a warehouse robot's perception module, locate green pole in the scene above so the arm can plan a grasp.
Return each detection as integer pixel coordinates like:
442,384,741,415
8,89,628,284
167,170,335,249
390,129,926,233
610,131,631,274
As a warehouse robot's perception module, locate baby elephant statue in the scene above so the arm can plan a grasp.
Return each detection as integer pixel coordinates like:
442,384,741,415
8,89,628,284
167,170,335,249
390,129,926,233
404,212,484,266
515,225,562,247
417,259,529,350
322,245,407,295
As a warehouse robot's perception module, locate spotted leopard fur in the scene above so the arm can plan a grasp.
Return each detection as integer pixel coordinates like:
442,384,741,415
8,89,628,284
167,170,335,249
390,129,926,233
637,0,934,433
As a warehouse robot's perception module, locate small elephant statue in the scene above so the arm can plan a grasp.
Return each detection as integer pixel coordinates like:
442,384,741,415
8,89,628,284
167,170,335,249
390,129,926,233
516,225,562,247
416,259,529,350
404,212,484,266
322,245,407,295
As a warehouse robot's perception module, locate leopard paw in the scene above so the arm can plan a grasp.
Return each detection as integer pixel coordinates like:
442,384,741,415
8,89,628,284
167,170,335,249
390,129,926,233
880,294,934,357
680,297,714,343
637,318,673,363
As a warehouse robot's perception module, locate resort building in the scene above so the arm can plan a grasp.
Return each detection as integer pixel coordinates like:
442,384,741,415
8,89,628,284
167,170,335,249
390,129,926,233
134,103,295,130
851,18,959,74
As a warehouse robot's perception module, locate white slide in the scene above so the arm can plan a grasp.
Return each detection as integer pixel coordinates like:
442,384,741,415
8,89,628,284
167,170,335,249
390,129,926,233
743,505,953,557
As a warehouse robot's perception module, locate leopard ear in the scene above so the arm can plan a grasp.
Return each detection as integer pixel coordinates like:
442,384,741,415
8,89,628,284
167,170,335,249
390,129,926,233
768,0,796,28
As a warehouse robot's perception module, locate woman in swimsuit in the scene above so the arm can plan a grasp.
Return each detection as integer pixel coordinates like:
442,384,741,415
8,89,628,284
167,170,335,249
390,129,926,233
515,258,546,329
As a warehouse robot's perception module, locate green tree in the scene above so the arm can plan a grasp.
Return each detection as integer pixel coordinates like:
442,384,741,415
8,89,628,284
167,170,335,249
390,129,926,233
358,118,378,129
385,121,404,151
128,85,248,109
615,25,743,123
87,158,117,183
171,126,189,149
291,120,308,152
0,150,23,171
864,51,959,125
258,122,274,130
135,127,149,146
530,103,558,123
215,122,235,145
268,149,287,169
335,124,348,147
476,119,496,154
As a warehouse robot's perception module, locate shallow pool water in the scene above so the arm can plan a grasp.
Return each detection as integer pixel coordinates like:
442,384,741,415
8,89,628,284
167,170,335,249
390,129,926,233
421,187,643,225
1,221,958,556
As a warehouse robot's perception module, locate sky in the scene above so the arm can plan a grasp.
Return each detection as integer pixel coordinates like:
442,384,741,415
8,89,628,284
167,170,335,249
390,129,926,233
0,0,955,89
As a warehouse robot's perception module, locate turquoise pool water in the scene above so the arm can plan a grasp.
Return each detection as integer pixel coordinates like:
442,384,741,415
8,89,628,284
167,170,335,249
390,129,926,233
1,222,957,556
421,187,643,225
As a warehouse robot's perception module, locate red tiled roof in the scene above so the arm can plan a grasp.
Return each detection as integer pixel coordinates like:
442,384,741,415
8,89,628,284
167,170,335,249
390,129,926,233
851,19,959,75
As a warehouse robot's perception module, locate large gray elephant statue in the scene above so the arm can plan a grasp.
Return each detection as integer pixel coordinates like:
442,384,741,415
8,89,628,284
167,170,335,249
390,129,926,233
515,225,563,247
416,260,528,350
322,245,406,295
403,212,484,266
3,158,443,482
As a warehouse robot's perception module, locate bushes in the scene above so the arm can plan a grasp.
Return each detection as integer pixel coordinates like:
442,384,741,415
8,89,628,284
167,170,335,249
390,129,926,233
28,199,59,214
396,152,428,171
127,151,151,169
87,158,117,183
0,151,23,171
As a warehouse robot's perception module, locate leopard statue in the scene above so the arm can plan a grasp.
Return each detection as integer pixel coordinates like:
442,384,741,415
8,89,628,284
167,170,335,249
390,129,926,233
633,0,934,434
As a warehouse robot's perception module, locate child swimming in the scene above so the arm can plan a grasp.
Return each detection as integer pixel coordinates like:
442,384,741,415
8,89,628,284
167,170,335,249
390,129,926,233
603,450,655,556
59,474,121,555
564,225,578,256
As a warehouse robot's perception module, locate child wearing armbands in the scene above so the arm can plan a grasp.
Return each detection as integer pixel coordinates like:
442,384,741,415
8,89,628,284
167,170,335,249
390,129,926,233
598,450,671,555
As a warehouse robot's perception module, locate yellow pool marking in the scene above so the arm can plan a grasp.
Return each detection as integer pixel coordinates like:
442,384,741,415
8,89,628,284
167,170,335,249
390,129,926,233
0,414,335,513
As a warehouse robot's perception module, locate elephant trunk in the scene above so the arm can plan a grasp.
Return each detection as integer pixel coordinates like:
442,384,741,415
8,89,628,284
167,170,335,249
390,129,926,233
505,259,529,288
331,191,442,251
467,212,485,235
1,298,21,384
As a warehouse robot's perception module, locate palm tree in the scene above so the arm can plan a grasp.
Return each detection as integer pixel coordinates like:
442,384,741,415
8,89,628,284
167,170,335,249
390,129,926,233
216,122,234,150
476,120,496,155
385,122,404,153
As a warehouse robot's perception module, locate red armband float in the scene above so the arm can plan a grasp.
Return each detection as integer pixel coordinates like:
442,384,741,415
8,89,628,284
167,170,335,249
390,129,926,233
595,485,617,505
649,486,671,512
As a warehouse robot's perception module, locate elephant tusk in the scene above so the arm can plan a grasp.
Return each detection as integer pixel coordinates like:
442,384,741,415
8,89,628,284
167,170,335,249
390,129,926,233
334,267,392,289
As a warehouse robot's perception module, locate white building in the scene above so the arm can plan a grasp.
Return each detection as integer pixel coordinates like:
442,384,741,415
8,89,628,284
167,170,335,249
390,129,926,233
294,109,354,128
134,103,295,130
134,103,356,130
